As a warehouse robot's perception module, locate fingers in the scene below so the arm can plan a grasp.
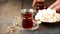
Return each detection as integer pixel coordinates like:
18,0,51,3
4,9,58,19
48,1,59,9
32,0,37,7
32,0,43,7
53,5,60,11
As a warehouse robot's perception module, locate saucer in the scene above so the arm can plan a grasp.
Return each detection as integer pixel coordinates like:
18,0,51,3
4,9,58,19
14,21,39,31
15,25,39,31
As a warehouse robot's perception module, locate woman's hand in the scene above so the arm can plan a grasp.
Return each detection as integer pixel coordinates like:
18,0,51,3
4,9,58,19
32,0,42,7
32,0,60,11
48,0,60,11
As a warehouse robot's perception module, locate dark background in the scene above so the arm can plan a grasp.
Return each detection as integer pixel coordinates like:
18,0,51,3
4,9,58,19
0,0,56,9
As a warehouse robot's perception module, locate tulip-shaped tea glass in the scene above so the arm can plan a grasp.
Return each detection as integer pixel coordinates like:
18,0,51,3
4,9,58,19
14,9,40,30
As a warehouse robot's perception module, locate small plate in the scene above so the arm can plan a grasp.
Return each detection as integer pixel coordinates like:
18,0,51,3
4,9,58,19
15,24,39,31
41,21,60,27
41,21,60,23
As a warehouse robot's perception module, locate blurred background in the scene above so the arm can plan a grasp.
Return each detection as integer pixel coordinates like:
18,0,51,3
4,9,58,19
0,0,56,34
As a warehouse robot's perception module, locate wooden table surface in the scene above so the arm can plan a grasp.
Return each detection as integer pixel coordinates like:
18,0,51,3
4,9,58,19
0,0,60,34
20,23,60,34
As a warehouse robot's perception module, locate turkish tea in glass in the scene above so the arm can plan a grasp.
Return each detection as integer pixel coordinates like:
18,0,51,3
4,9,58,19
35,0,45,11
21,10,33,28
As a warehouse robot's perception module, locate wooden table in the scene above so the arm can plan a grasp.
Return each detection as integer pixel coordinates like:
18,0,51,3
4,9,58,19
20,23,60,34
0,0,59,34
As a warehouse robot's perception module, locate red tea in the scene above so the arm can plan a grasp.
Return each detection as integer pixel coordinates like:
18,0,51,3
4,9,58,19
22,12,33,28
36,1,45,11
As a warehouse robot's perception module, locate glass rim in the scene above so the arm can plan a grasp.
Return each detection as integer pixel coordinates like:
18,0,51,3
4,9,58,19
21,9,34,14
